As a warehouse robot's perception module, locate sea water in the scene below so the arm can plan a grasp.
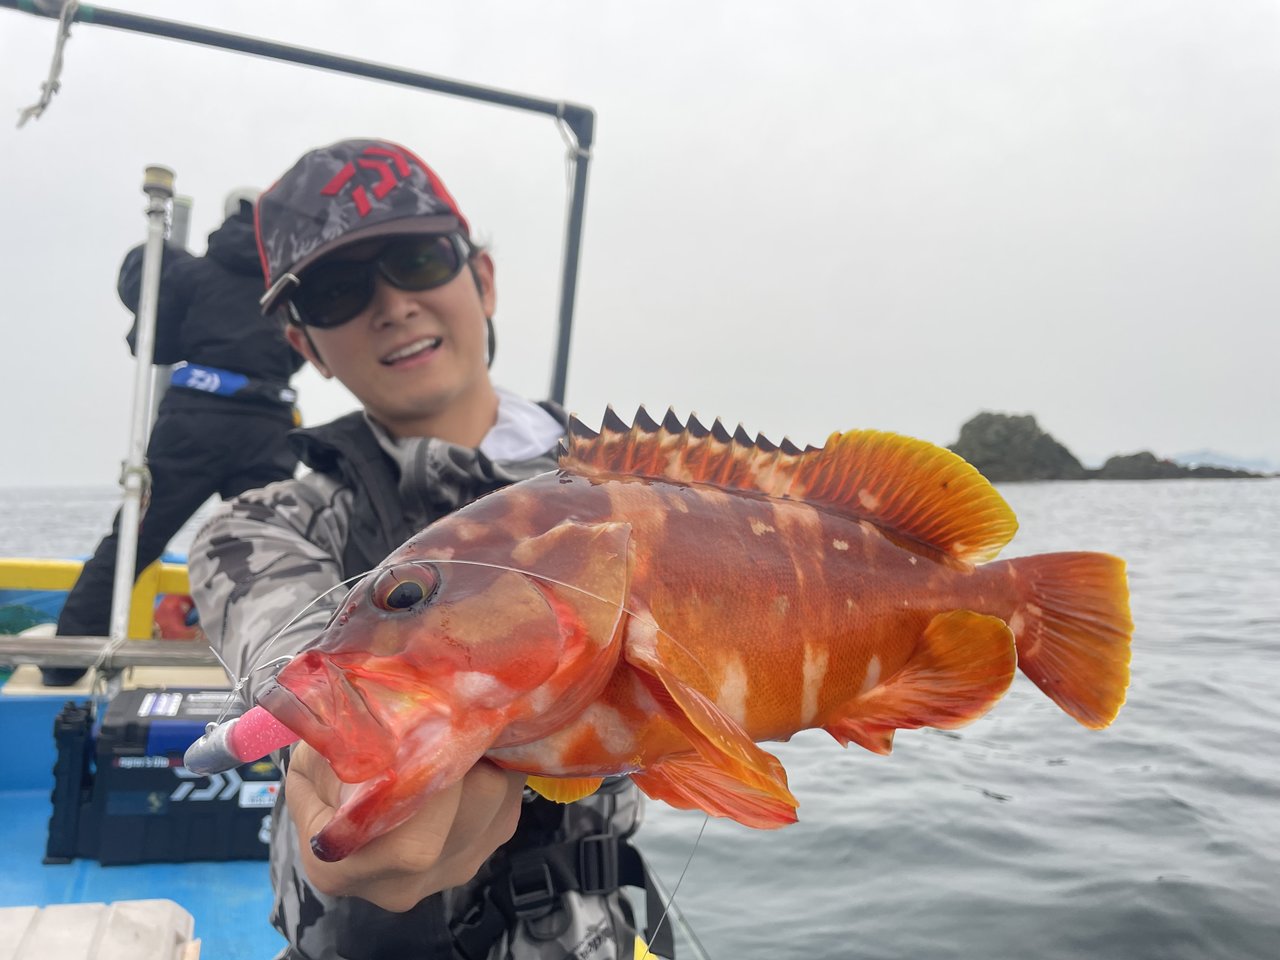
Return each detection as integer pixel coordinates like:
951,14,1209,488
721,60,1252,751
1,479,1277,959
638,479,1280,960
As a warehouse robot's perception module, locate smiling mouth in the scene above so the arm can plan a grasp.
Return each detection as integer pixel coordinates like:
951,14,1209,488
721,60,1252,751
381,336,442,365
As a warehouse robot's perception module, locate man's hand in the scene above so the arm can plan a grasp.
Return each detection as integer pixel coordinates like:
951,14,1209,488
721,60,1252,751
286,743,527,912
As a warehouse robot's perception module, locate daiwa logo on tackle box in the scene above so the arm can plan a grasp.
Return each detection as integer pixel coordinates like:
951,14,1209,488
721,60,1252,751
47,688,283,865
171,764,279,808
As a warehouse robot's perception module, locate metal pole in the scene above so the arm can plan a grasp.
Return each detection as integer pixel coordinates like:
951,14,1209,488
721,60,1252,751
0,634,219,669
7,1,583,118
169,193,192,245
3,0,594,405
147,193,191,425
550,106,595,405
108,164,173,643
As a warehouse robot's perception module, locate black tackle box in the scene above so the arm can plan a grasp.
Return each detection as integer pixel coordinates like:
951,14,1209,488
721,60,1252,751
45,687,281,865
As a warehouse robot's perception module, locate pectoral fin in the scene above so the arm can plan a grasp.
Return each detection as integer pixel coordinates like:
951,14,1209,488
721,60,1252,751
824,609,1017,754
631,753,798,829
625,644,797,815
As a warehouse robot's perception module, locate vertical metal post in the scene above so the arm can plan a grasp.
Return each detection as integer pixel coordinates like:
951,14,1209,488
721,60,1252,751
169,193,193,246
549,105,595,406
147,193,191,425
108,164,174,644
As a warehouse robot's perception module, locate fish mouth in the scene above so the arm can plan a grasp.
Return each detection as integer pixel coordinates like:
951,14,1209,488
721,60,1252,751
311,714,494,862
380,335,442,365
258,663,401,783
333,712,453,805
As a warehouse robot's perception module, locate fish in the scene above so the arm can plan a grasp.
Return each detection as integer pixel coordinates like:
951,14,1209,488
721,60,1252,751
242,408,1133,861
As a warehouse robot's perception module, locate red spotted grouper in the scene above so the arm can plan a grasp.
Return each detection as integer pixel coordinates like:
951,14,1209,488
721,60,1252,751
186,409,1133,861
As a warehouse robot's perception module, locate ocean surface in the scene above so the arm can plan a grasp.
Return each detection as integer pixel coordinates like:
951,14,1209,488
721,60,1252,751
2,479,1278,959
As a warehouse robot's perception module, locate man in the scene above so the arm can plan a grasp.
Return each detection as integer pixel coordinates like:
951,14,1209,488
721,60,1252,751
189,139,660,960
47,190,303,686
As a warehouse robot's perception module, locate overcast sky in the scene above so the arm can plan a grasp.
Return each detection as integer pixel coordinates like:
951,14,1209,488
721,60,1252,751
3,0,1277,488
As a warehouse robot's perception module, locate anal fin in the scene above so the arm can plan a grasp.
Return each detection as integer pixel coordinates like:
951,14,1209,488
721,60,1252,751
825,610,1017,753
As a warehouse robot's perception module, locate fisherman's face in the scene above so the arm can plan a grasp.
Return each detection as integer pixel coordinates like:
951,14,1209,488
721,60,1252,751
285,237,496,439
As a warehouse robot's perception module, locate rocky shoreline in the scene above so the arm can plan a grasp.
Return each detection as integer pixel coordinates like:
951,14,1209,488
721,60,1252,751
948,412,1272,482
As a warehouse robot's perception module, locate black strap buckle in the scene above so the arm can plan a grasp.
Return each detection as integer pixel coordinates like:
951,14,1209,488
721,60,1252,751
578,833,619,896
508,861,557,919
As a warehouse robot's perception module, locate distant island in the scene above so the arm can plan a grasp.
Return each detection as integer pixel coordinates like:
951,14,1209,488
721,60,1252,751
949,412,1273,482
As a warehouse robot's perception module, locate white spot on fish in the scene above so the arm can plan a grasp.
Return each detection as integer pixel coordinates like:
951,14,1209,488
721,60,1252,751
452,524,481,542
526,685,555,716
832,539,849,551
454,671,511,707
846,597,856,610
774,595,790,617
860,655,882,695
858,488,881,511
582,703,635,754
801,644,829,726
908,556,918,566
718,654,749,726
750,518,776,536
1008,604,1039,642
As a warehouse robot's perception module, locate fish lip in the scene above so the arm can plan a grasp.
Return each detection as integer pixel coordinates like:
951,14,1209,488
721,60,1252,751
379,335,442,365
329,710,455,809
259,655,461,782
258,667,400,781
255,678,338,742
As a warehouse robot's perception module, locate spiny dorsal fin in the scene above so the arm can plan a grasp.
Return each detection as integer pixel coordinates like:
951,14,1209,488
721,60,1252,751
561,406,1017,563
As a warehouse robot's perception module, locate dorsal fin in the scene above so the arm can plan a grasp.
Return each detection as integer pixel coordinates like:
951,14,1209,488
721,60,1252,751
561,406,1017,563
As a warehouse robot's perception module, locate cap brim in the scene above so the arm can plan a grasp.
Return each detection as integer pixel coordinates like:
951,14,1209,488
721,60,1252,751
261,213,464,314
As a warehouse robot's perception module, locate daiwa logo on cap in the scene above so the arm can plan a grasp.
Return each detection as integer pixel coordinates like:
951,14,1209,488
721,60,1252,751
320,144,417,218
255,137,472,313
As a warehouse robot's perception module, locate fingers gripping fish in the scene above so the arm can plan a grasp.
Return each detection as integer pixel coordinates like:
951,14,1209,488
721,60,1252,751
186,408,1133,861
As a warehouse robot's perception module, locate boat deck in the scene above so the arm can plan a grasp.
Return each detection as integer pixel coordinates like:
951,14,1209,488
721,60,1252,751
0,668,282,959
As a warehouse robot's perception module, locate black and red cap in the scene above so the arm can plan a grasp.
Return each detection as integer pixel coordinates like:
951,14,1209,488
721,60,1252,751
256,138,471,315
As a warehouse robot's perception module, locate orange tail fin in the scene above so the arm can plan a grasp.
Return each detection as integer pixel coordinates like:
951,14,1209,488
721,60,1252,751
1004,552,1133,728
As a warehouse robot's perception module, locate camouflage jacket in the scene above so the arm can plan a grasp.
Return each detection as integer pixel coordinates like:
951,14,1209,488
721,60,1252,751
189,390,650,960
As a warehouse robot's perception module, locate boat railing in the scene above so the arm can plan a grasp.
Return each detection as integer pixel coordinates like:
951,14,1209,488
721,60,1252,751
3,0,597,674
0,557,218,669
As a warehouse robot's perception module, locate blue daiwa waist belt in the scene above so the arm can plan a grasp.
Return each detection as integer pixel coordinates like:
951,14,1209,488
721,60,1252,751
170,362,297,406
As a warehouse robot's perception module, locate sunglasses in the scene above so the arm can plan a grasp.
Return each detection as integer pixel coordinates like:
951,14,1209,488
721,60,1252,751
284,234,471,329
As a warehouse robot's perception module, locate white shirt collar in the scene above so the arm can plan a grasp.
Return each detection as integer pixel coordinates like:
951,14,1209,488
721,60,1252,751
479,386,563,461
365,385,562,464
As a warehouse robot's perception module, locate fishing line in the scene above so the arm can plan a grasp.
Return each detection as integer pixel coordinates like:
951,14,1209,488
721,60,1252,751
88,634,129,701
223,551,710,707
638,814,711,960
404,557,712,684
219,553,710,732
215,569,373,724
213,554,718,957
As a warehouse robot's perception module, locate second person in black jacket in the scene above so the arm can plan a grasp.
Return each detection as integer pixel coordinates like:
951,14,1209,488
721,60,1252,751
46,191,305,685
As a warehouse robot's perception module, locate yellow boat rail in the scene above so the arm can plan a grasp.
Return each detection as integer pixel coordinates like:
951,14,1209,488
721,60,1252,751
0,557,190,640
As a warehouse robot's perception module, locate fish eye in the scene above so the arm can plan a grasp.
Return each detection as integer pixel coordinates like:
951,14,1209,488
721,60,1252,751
370,564,439,613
